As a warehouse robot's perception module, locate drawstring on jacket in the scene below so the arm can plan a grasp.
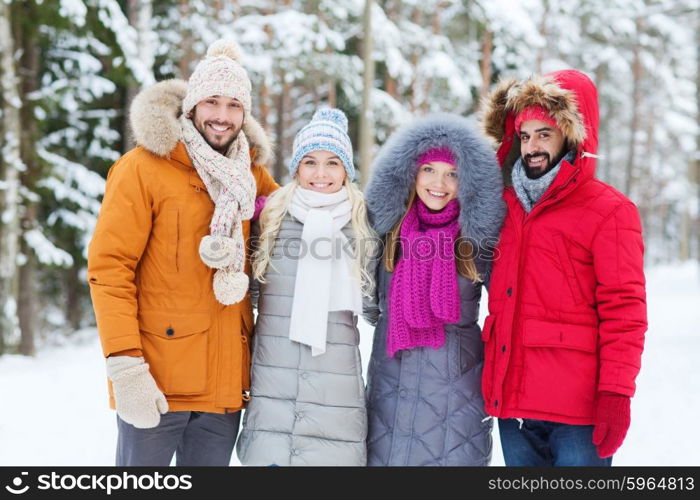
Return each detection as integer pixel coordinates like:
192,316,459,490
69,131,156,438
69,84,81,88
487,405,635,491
478,416,524,429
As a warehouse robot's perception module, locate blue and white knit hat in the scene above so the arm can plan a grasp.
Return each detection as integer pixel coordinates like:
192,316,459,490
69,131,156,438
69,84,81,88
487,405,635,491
289,108,355,181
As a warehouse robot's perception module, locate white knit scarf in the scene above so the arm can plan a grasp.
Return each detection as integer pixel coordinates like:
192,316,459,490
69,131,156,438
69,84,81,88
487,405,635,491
180,115,256,305
288,187,363,356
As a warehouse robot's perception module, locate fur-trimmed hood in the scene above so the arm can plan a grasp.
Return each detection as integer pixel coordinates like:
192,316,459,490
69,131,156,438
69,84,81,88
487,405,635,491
129,79,273,166
365,113,505,246
480,69,599,181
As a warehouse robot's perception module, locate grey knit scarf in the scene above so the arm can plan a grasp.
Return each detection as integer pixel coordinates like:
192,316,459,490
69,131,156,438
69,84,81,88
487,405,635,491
512,151,575,213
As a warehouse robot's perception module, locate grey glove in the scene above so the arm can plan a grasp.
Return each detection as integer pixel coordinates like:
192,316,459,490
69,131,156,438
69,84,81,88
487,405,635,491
106,356,169,429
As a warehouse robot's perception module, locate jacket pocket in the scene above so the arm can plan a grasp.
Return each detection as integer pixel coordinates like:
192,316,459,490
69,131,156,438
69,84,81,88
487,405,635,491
139,310,211,396
553,234,584,305
519,318,598,418
522,318,597,352
459,328,484,376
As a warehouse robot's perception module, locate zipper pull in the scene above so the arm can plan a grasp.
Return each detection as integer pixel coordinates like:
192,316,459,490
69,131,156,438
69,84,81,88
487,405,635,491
581,151,603,159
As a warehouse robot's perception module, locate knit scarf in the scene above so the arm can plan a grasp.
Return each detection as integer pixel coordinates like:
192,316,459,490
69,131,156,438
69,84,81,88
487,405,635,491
511,150,574,213
288,186,362,356
386,198,461,358
180,115,256,305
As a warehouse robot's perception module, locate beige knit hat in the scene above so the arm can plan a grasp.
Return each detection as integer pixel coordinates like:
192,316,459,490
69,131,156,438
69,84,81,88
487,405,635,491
182,39,252,117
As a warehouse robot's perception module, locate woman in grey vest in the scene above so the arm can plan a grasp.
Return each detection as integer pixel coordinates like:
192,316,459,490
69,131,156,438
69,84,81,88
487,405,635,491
236,109,376,466
363,113,505,465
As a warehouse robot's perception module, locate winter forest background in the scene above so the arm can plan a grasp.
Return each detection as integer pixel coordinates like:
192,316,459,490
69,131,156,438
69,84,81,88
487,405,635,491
0,0,698,356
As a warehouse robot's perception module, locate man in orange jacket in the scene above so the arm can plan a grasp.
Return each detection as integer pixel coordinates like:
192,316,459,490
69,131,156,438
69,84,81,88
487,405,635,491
87,40,278,466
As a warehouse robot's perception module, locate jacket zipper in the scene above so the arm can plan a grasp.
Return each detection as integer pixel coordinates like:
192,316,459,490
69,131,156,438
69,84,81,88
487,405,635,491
526,167,580,219
489,190,519,414
503,168,580,411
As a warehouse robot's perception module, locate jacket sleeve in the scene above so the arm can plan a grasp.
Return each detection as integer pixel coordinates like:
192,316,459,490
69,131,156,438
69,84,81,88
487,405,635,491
87,155,154,357
475,244,495,291
362,286,380,327
253,163,280,197
361,246,383,327
591,201,647,397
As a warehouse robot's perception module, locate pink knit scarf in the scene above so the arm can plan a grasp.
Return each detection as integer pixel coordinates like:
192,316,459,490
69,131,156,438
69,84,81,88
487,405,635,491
387,198,461,357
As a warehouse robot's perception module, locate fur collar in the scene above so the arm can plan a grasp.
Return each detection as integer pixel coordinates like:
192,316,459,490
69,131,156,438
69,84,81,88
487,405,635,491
480,77,518,145
129,79,273,166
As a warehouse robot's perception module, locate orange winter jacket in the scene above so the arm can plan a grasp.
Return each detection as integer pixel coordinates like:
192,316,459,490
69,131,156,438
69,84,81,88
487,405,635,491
88,80,278,413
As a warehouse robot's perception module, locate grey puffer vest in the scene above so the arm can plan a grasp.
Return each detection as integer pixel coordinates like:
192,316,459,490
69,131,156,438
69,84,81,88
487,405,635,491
364,253,493,466
236,214,367,466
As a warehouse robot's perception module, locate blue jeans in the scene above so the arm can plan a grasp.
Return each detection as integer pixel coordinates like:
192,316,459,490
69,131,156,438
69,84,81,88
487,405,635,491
116,411,241,466
499,418,613,466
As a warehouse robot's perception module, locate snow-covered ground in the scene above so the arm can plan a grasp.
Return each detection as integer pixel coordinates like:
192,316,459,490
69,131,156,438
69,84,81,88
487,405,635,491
1,262,698,466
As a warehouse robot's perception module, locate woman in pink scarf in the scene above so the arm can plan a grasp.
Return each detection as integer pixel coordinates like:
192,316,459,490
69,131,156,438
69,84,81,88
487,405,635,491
363,113,505,466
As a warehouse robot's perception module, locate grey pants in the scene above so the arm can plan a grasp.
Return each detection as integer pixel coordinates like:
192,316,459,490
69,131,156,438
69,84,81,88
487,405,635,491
116,411,241,466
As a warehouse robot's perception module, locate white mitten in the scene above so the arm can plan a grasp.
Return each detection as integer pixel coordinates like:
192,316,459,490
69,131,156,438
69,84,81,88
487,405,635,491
106,356,169,429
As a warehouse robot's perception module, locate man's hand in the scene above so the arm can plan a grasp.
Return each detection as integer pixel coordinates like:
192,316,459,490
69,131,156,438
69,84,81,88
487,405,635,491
592,391,631,458
106,356,169,429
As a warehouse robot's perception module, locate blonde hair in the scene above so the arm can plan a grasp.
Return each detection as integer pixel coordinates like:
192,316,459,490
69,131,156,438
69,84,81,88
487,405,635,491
253,179,377,297
383,189,481,282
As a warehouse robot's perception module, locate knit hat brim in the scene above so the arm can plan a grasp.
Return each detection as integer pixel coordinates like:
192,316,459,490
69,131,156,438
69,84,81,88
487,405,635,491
514,105,559,133
289,108,355,181
417,147,457,167
182,40,252,117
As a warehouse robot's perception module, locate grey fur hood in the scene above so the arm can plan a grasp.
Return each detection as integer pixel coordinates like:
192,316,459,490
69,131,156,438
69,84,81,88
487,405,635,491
365,113,505,246
129,79,273,166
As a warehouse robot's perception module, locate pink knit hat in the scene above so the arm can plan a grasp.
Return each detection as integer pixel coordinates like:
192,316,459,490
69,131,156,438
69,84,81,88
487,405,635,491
417,147,456,167
514,105,559,133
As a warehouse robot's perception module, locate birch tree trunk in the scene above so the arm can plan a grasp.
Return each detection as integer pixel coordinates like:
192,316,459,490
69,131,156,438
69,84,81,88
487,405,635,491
258,20,275,132
273,77,290,182
625,20,643,196
383,0,398,100
178,0,195,78
535,0,550,74
478,28,493,105
359,0,375,187
0,0,23,354
124,0,155,151
18,237,36,356
409,7,421,112
695,11,700,262
17,0,41,355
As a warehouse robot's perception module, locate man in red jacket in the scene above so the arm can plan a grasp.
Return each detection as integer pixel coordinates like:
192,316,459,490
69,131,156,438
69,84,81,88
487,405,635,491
480,69,647,466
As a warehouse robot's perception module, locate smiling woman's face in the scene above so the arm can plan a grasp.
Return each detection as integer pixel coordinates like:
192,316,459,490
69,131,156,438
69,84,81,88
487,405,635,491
415,161,458,211
295,150,347,194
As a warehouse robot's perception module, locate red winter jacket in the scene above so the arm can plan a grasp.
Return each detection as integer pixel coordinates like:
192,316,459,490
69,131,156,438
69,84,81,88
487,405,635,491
480,69,647,425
